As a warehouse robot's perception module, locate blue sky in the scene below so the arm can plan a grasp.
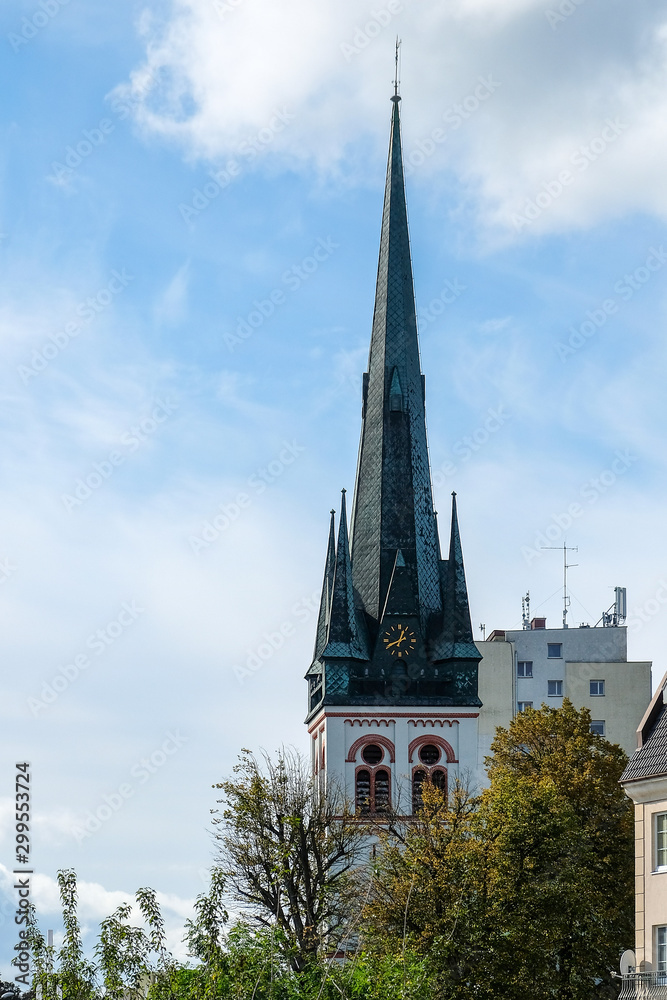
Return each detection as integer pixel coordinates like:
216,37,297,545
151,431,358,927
2,0,667,973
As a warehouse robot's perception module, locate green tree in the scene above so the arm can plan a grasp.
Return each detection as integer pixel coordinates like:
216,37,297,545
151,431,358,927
363,780,491,997
365,701,634,999
479,699,633,998
212,748,368,973
25,870,98,1000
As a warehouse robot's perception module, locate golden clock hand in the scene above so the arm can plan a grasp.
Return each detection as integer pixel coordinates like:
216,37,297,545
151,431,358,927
385,638,402,648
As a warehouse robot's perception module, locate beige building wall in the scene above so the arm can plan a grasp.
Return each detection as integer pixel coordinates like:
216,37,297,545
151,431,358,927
623,777,667,971
477,639,514,768
565,660,652,756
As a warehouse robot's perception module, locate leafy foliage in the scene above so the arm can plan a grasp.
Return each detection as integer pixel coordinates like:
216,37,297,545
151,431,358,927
212,748,368,972
22,715,634,999
365,700,633,999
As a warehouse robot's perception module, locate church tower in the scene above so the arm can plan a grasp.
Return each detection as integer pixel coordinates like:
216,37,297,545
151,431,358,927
305,89,483,815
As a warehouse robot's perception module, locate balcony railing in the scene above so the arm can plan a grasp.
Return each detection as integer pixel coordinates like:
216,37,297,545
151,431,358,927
619,973,667,998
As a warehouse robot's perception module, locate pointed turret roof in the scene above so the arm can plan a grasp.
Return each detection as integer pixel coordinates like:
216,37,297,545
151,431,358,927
322,491,369,660
432,493,480,662
349,95,441,629
310,509,336,664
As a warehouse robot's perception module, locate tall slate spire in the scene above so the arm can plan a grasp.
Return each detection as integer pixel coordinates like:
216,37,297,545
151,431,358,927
349,94,441,629
305,89,481,721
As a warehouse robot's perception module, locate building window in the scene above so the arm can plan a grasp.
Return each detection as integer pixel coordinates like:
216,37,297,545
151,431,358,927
517,701,533,712
418,743,441,765
412,767,447,813
361,743,383,765
356,766,391,815
517,661,533,678
432,770,446,793
590,679,605,696
547,643,562,658
590,721,605,737
656,814,667,871
375,770,390,814
548,680,563,697
657,927,667,974
355,770,371,814
412,770,426,813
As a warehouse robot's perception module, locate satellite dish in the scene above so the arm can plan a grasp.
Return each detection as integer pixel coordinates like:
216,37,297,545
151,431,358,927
620,950,636,976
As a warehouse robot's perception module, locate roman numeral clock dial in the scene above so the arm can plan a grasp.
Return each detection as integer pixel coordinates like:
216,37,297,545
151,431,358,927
382,623,417,656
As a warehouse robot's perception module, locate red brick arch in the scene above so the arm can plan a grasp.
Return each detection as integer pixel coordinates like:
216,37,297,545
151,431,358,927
408,734,457,764
346,733,396,764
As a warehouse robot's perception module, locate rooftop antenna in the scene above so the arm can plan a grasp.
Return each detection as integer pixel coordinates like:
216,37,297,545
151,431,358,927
393,36,402,99
598,586,627,628
521,591,530,630
542,544,578,628
479,623,486,640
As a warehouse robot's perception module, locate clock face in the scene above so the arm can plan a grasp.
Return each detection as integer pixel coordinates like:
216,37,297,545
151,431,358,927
382,623,417,656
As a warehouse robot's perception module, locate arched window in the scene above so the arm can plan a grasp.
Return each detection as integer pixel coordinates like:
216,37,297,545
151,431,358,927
412,768,447,813
412,769,427,813
432,770,446,793
375,770,390,814
356,769,371,815
355,767,391,815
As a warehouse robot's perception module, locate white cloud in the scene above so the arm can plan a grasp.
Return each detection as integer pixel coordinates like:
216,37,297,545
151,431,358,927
114,0,667,238
0,864,194,963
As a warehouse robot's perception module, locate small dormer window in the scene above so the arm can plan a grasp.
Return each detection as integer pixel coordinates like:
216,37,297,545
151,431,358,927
389,368,403,412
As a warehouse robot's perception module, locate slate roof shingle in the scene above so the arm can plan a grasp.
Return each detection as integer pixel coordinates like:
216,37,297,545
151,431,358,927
621,686,667,783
